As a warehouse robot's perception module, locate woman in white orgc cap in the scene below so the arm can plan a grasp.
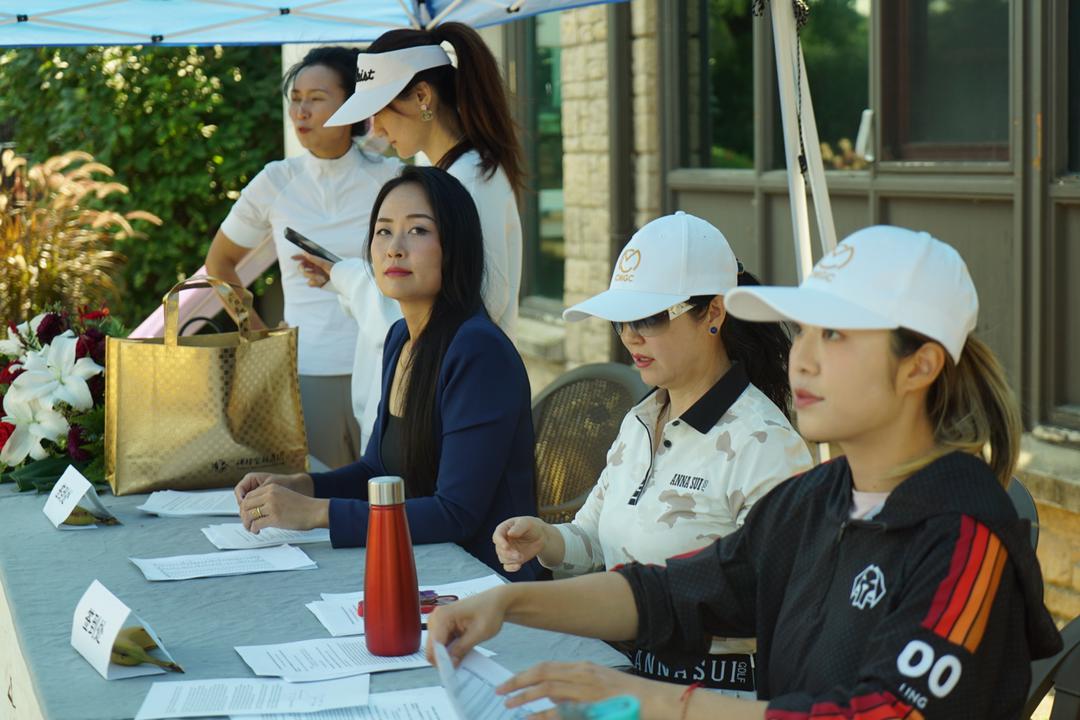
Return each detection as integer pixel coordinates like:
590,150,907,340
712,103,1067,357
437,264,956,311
491,211,812,698
297,23,524,339
427,225,1062,719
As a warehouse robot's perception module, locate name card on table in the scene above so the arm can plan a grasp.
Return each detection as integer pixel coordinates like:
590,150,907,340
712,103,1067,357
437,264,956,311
71,580,181,680
43,465,120,529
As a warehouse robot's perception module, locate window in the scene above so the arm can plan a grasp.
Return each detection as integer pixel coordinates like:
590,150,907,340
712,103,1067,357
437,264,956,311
683,0,755,169
881,0,1010,162
771,0,870,170
1070,0,1080,173
524,12,565,300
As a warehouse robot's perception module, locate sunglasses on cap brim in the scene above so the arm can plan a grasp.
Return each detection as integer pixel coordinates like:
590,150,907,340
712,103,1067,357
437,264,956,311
611,301,695,337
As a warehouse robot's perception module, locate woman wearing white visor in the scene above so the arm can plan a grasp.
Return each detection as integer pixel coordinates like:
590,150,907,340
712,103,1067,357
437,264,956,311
297,23,523,341
426,225,1061,719
492,211,812,697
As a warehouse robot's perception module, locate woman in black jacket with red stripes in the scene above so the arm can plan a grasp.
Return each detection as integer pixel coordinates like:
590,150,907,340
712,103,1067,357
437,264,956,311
426,225,1062,720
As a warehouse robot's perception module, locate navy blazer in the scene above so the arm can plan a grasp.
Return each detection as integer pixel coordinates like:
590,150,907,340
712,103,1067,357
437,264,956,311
310,311,540,581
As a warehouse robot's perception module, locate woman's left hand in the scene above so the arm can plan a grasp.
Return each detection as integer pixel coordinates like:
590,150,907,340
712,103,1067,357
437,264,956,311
496,662,666,717
239,483,329,534
292,253,333,288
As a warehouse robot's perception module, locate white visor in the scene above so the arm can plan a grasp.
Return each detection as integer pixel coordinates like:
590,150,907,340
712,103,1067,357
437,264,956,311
325,45,452,128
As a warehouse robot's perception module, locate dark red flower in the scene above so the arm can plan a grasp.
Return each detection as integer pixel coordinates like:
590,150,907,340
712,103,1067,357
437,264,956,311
75,328,107,364
87,375,105,404
67,424,92,462
35,313,68,345
0,422,14,451
79,305,110,321
0,360,23,386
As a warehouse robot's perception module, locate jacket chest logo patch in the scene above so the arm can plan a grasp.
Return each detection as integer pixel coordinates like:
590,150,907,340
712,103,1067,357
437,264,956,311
850,564,887,609
669,473,708,491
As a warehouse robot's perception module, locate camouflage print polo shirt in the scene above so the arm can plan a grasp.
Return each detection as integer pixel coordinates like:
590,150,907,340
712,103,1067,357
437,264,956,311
546,363,812,662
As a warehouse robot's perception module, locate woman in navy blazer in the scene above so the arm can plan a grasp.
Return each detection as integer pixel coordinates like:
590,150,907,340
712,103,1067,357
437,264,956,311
233,165,539,580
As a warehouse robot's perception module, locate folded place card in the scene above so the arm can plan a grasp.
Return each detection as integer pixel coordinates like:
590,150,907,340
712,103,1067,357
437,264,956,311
71,580,182,680
43,465,120,529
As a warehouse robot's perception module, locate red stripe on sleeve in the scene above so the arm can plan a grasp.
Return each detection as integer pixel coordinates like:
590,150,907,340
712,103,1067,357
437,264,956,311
922,515,976,629
931,521,990,638
766,691,914,719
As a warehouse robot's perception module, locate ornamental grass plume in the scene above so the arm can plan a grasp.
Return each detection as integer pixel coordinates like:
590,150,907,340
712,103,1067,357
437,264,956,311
0,148,162,321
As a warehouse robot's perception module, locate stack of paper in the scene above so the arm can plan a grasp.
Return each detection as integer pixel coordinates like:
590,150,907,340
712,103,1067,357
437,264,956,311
434,644,555,720
137,490,240,517
309,575,506,638
134,675,370,719
203,524,331,550
130,545,317,581
234,687,455,720
235,636,432,682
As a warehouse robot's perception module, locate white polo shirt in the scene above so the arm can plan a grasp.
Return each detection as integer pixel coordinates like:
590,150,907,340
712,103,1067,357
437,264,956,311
415,149,521,338
220,145,402,376
548,363,812,657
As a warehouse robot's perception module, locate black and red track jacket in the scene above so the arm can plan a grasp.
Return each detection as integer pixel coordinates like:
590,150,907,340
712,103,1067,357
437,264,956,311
615,451,1062,719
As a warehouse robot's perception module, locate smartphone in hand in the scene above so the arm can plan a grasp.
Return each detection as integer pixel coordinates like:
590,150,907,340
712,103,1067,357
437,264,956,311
284,227,342,264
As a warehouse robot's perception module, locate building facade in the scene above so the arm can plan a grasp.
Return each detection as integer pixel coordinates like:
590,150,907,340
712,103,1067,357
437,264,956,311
501,0,1080,619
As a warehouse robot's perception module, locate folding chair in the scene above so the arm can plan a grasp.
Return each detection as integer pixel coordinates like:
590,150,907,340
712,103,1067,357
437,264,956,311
1008,476,1041,550
532,363,647,524
1027,616,1080,719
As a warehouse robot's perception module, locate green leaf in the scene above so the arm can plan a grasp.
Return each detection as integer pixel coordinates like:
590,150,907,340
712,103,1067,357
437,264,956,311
9,456,79,492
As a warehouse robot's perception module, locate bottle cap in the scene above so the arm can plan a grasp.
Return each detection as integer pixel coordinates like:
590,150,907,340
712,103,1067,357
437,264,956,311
585,696,640,720
368,476,406,506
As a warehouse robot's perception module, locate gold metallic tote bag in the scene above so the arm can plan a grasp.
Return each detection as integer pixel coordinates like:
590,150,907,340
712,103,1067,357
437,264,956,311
105,276,308,495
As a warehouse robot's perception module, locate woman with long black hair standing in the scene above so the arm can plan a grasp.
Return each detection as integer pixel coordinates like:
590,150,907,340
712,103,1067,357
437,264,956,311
232,166,539,581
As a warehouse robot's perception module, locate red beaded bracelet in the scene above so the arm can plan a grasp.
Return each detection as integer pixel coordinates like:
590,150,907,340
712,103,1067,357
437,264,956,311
679,682,703,720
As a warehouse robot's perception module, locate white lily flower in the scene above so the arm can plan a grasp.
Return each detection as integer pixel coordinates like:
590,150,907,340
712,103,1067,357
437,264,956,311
9,333,102,411
0,313,47,359
0,388,70,467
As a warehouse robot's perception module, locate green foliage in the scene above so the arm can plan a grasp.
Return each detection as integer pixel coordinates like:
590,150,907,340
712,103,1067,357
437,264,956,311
0,149,158,321
796,0,869,150
707,0,755,168
0,45,283,323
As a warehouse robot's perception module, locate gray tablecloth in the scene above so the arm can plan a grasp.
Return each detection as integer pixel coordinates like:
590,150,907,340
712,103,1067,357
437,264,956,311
0,487,625,720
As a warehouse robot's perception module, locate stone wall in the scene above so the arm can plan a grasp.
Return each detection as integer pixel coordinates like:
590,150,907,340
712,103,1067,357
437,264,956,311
560,5,616,368
1019,436,1080,625
552,0,662,372
632,0,661,231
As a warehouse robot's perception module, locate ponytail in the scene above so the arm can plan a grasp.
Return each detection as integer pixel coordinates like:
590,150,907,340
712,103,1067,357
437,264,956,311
368,23,524,196
891,330,1021,487
689,269,794,420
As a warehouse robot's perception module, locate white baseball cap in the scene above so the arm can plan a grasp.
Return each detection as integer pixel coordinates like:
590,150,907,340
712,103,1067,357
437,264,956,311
325,45,451,128
563,211,739,322
725,225,978,363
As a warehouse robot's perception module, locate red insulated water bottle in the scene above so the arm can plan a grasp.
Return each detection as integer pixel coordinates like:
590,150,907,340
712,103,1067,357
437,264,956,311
363,476,421,656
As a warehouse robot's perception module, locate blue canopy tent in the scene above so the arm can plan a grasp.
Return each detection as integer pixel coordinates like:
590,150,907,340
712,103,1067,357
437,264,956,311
0,0,624,46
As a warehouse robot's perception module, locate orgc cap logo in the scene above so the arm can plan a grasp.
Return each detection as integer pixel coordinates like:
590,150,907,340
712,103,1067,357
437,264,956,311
810,242,855,282
614,248,642,283
618,249,641,272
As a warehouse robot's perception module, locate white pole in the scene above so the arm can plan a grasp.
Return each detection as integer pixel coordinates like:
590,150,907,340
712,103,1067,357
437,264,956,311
769,0,814,283
796,46,837,254
770,0,835,461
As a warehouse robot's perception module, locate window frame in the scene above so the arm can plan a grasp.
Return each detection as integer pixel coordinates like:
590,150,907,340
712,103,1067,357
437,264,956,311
504,16,567,308
875,0,1017,174
1044,0,1080,430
